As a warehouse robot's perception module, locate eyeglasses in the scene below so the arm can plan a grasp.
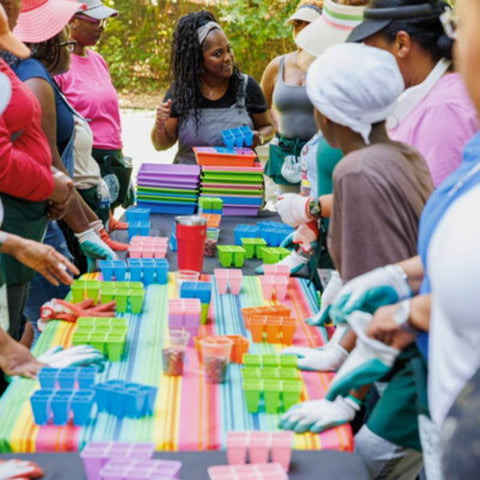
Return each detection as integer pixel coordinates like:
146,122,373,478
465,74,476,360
74,14,109,29
440,8,459,40
59,40,77,52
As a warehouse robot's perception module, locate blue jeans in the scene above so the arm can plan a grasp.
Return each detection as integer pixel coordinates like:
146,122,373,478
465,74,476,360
24,221,72,338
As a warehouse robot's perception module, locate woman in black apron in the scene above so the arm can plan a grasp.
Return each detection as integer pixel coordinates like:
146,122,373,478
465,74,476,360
151,11,274,164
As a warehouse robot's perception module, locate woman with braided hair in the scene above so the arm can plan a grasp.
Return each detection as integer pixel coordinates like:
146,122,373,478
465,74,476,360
151,10,274,165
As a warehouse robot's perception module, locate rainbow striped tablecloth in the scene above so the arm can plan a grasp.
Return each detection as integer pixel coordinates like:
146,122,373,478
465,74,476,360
0,275,353,453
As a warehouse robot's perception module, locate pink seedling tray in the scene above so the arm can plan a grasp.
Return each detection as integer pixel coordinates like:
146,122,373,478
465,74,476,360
168,299,202,336
226,432,293,472
260,276,289,301
214,269,243,295
263,265,290,278
130,236,169,246
129,248,167,259
202,183,263,191
208,463,288,480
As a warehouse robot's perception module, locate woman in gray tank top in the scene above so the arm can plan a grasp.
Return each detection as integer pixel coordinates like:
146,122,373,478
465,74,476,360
151,11,274,165
261,1,322,192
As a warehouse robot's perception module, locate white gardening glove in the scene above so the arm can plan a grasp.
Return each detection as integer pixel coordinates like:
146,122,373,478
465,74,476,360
279,396,360,433
281,341,348,371
275,194,312,228
326,311,400,401
0,459,40,480
330,265,411,325
75,227,117,272
37,345,105,371
307,271,343,326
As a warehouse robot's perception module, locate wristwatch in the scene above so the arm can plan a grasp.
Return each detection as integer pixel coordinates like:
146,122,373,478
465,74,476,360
393,299,420,336
308,198,322,218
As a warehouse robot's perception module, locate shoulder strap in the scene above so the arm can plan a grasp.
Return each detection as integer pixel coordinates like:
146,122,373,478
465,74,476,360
279,56,285,82
236,73,249,109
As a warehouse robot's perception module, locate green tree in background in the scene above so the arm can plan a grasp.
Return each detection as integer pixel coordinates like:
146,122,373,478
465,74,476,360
98,0,297,94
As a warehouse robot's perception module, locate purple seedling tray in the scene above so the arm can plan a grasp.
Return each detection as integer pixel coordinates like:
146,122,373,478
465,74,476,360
99,458,182,480
81,441,155,480
139,163,201,177
222,205,261,217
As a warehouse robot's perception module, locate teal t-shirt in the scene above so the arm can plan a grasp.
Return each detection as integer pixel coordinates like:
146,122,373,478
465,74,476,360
316,136,343,196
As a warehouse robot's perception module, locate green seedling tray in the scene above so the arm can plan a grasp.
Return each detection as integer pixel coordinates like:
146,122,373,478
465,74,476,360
243,354,262,367
199,197,223,210
137,194,197,204
259,247,291,264
242,367,299,381
243,379,263,413
217,246,246,268
241,238,268,259
201,173,264,183
137,186,199,195
282,380,303,410
129,291,145,314
263,380,283,414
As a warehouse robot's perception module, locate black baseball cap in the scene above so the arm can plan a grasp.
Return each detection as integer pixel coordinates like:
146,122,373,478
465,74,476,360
347,1,448,43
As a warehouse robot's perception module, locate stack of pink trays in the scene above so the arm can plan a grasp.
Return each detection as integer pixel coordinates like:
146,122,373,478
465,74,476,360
208,463,288,480
260,265,291,301
226,431,294,471
129,236,169,259
214,269,243,295
168,298,201,344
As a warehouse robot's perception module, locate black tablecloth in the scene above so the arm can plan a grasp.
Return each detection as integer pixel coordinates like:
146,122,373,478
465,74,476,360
0,450,370,479
115,209,283,275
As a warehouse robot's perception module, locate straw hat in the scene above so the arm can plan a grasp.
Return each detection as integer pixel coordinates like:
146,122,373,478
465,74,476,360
295,0,366,60
14,0,87,44
0,4,30,57
285,1,323,26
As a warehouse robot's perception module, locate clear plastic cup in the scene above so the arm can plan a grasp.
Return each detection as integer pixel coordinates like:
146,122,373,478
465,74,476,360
200,336,234,384
175,270,200,288
162,329,190,376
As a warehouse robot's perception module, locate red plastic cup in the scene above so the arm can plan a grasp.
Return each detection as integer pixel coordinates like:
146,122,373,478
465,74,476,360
175,215,207,273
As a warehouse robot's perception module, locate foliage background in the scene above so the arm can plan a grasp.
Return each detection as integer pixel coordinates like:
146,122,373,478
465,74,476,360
99,0,297,95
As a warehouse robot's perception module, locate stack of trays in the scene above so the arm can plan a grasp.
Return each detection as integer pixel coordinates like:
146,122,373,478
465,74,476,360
200,164,264,216
136,163,200,214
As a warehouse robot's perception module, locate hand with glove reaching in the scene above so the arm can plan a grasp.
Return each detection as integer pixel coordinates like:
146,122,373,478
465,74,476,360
75,227,117,272
307,271,343,326
279,396,360,433
325,311,400,401
37,345,105,371
39,298,116,330
0,459,44,480
281,340,348,371
330,265,411,325
275,194,314,228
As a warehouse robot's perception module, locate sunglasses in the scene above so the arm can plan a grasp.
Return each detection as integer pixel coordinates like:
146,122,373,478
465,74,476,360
59,40,77,52
74,14,109,29
440,8,459,40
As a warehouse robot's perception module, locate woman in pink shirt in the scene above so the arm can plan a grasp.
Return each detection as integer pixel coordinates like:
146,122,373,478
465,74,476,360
56,0,132,227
